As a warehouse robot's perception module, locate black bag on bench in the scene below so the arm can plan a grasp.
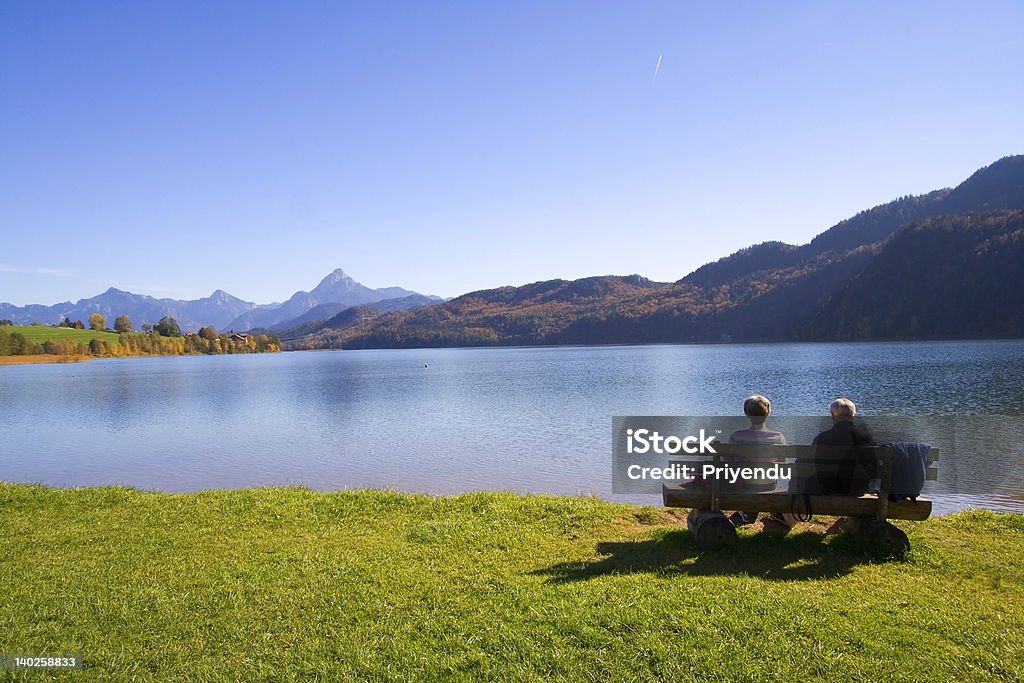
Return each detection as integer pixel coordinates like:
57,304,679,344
791,423,878,496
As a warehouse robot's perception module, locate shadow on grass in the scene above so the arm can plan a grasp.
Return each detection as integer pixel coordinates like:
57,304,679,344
533,529,891,583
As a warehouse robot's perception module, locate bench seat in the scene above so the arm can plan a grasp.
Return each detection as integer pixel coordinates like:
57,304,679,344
659,443,937,550
662,484,932,521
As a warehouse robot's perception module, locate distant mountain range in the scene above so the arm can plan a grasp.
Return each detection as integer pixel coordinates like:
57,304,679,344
6,156,1022,346
221,269,435,331
285,154,1024,349
0,269,440,333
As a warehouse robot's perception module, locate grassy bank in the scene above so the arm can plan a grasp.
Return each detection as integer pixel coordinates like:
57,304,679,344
4,325,121,344
1,484,1021,682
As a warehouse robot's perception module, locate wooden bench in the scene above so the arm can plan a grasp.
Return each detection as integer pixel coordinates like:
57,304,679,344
662,443,939,551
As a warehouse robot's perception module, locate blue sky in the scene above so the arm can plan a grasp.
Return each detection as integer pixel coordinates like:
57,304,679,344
1,1,1021,306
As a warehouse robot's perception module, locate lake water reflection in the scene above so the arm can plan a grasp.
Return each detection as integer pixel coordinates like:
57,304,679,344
2,340,1023,516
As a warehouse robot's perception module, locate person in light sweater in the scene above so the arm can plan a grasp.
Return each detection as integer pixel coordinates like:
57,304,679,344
726,394,787,526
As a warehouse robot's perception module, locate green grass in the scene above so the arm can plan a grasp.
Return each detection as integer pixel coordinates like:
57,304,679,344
1,484,1022,682
5,325,121,344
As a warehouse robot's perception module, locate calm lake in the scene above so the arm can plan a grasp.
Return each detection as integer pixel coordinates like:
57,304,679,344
2,340,1023,516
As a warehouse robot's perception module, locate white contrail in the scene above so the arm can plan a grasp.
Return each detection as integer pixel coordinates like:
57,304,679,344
652,53,663,83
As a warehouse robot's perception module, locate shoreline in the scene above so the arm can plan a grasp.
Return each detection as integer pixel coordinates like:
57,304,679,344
0,353,92,365
5,337,1021,364
0,350,282,366
2,480,1020,518
304,336,1024,353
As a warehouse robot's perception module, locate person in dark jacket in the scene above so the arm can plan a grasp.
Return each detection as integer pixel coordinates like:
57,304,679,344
810,397,876,495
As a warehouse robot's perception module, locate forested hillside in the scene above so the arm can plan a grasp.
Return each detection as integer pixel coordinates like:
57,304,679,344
285,155,1024,349
805,211,1024,340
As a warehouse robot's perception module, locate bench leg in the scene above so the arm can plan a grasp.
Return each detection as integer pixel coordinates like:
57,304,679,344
687,508,737,550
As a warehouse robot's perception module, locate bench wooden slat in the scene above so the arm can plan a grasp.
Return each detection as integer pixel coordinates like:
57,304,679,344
662,484,932,521
668,446,940,462
666,461,939,481
662,443,938,522
669,447,940,482
687,444,819,458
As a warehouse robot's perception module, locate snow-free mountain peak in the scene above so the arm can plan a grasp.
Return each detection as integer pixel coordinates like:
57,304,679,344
1,269,433,333
224,269,431,331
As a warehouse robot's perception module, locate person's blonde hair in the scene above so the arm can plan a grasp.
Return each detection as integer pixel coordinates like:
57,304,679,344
830,397,856,418
743,394,772,420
